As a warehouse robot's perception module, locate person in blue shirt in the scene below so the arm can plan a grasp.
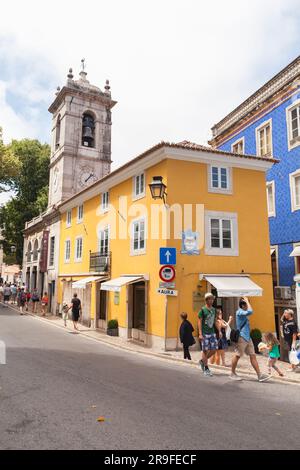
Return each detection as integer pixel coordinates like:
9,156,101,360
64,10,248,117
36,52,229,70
230,297,270,382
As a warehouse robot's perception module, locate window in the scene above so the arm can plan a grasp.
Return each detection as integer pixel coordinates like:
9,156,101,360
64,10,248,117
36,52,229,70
33,239,39,261
98,227,109,255
133,173,145,199
66,210,72,227
208,165,231,194
205,211,238,256
131,218,146,255
55,114,61,148
231,137,244,154
256,120,272,157
101,192,109,212
49,236,55,266
266,181,276,217
75,237,83,261
65,240,71,262
27,242,32,263
77,204,83,222
271,246,279,287
290,170,300,212
286,101,300,150
82,112,95,148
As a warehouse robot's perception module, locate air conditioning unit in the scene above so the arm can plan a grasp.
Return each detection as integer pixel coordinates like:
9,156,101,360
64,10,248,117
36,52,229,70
274,286,292,300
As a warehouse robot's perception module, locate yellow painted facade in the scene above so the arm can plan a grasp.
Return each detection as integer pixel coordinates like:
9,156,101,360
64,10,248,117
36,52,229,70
58,144,276,350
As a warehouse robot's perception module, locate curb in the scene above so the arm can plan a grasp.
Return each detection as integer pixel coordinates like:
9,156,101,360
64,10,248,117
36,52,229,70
2,302,300,386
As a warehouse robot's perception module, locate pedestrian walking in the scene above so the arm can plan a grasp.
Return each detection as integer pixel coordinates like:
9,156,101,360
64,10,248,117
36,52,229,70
280,309,298,371
41,292,49,316
210,308,233,367
25,290,31,311
0,283,4,303
31,288,40,313
179,312,195,360
230,297,270,382
198,293,219,377
3,284,11,307
70,293,81,331
18,288,27,315
10,284,17,304
62,302,70,327
259,332,284,377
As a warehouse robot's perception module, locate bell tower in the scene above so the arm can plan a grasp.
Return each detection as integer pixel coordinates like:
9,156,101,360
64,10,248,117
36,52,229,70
47,63,117,207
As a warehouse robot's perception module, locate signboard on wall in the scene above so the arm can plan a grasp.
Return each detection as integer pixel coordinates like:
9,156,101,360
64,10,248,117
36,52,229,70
39,230,49,273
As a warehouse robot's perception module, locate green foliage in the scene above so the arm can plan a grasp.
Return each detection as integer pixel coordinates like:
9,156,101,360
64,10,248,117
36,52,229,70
250,328,262,341
0,128,21,191
0,135,50,265
107,319,118,330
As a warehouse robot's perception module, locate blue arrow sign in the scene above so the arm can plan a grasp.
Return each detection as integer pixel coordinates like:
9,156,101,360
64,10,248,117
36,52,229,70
160,247,176,265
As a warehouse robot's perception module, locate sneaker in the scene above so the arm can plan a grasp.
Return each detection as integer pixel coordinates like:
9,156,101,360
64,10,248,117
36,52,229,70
258,373,271,382
199,359,205,372
229,373,242,381
203,369,212,377
206,368,213,377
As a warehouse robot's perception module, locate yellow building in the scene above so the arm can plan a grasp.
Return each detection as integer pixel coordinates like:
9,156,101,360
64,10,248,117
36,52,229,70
57,141,278,350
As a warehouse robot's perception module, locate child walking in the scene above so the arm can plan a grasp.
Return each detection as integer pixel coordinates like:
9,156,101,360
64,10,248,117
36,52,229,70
262,332,284,377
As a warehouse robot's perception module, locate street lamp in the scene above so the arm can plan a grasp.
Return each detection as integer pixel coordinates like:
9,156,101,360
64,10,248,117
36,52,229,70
148,176,167,204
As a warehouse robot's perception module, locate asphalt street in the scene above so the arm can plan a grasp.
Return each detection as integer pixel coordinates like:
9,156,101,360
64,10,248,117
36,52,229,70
0,304,299,450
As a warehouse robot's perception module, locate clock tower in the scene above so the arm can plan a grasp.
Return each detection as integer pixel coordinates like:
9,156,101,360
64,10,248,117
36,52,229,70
48,65,117,207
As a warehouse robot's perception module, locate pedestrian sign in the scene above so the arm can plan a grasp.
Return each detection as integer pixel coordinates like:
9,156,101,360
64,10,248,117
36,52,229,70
159,247,176,265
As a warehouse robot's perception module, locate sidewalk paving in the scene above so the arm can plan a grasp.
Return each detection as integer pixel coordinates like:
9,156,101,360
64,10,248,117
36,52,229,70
3,302,300,385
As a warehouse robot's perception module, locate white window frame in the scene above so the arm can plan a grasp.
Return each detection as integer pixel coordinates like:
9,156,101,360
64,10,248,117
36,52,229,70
101,191,109,213
205,210,239,256
66,210,72,227
290,169,300,212
133,172,146,200
98,225,110,256
231,137,245,154
77,204,84,223
49,236,55,267
64,239,71,263
75,236,83,262
255,118,273,157
286,99,300,151
292,242,300,275
130,217,146,256
266,180,276,217
208,165,232,194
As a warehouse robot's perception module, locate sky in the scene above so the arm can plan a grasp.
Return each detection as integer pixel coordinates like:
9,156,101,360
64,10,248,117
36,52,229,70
1,0,300,205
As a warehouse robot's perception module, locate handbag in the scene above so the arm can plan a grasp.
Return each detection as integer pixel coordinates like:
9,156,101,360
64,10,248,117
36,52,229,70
230,317,248,343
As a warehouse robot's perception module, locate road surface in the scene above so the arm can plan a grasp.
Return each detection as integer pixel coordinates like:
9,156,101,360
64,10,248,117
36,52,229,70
0,304,299,450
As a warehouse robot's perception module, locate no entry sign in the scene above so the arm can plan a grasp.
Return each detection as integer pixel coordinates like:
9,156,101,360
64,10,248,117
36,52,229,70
159,265,176,282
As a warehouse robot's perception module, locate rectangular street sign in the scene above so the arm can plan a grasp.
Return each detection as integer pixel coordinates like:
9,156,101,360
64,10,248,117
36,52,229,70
159,281,176,289
159,247,176,265
157,288,178,296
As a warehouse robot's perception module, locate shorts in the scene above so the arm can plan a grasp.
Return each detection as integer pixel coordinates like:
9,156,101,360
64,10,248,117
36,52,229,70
201,334,218,351
235,337,255,357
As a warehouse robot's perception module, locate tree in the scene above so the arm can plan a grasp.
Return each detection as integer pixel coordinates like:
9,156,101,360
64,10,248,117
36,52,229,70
0,128,21,191
0,137,50,266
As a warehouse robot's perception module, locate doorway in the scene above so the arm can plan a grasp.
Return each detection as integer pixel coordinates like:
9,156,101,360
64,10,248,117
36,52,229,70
130,282,146,342
96,287,107,329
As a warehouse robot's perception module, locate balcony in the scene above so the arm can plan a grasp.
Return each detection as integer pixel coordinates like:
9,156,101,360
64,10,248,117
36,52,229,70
89,251,111,273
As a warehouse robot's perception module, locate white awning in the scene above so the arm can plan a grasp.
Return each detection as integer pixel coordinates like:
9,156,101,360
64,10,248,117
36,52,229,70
270,248,275,255
72,276,106,289
100,275,144,292
204,275,263,297
289,246,300,257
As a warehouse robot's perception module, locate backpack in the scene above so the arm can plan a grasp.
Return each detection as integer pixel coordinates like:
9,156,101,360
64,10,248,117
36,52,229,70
230,317,248,343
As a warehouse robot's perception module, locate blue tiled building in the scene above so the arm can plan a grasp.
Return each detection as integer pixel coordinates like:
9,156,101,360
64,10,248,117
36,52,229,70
209,56,300,336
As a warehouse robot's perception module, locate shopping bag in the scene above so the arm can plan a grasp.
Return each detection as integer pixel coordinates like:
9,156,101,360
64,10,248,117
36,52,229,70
289,349,300,365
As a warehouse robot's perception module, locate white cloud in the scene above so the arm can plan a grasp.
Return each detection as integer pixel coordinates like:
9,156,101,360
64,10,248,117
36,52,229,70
0,0,299,168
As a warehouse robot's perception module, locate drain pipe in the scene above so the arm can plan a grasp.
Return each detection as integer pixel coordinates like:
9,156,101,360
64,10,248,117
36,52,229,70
164,296,168,352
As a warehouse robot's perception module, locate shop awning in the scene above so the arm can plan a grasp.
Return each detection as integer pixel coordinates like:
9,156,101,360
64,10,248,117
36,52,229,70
100,275,144,292
72,276,106,289
289,246,300,257
203,275,263,297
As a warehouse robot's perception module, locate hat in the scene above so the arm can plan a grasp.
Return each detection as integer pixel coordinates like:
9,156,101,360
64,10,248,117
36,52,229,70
205,292,215,300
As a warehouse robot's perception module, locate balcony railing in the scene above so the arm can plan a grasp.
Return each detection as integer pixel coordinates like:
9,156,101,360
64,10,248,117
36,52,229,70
89,251,111,273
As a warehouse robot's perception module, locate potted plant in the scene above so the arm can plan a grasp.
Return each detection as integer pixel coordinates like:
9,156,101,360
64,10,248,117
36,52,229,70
250,328,262,354
107,319,119,337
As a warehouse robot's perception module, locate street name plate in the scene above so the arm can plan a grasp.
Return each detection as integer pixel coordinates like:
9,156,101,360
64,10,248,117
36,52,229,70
157,288,178,296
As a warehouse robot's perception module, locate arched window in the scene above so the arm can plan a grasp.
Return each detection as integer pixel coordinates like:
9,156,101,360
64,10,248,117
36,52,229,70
33,239,39,261
27,242,32,263
55,114,61,148
82,112,95,148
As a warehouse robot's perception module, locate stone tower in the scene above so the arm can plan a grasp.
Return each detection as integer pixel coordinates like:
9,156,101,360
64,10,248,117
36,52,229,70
48,65,117,207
